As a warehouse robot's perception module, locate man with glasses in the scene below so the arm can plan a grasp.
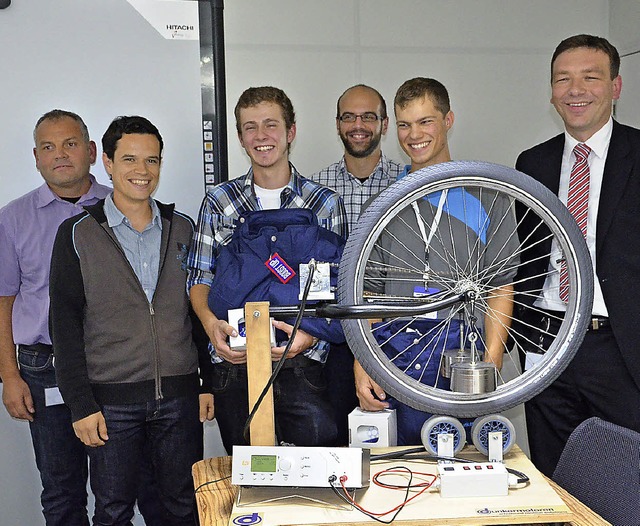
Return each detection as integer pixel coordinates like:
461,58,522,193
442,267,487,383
312,84,403,228
311,84,403,445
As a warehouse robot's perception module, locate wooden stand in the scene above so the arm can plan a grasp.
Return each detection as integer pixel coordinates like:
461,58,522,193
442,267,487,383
193,447,611,526
244,301,276,446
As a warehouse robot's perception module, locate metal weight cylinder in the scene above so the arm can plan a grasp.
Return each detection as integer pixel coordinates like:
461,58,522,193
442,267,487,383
450,361,497,393
440,349,473,378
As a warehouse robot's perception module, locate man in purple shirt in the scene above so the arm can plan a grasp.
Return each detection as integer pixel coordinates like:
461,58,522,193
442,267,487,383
0,110,110,525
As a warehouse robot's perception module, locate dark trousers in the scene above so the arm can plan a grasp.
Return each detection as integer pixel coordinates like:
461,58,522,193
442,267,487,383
387,398,433,446
88,394,203,526
19,345,167,526
323,342,359,446
212,356,337,452
19,346,89,526
525,328,640,477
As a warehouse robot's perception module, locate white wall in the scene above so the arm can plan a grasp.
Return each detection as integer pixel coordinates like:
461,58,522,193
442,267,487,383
610,0,640,128
224,0,610,179
0,0,205,219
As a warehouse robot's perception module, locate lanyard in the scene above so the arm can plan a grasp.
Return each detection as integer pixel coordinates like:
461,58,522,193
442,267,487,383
411,189,448,279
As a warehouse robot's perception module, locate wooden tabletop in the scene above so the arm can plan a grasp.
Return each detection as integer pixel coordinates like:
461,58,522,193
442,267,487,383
192,448,610,526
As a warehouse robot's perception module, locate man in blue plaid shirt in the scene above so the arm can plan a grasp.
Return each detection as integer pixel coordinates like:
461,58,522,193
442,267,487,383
311,84,403,445
187,86,348,451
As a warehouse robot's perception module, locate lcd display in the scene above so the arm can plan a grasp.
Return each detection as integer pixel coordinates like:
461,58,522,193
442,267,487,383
251,455,277,473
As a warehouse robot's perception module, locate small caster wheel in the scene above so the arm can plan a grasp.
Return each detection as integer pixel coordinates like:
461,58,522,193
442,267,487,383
421,415,466,455
471,414,516,456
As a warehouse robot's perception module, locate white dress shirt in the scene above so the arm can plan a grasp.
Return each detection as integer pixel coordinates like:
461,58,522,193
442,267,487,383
535,117,612,316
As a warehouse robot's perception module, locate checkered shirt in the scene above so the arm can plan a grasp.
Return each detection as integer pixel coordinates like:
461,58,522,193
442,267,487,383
310,153,403,229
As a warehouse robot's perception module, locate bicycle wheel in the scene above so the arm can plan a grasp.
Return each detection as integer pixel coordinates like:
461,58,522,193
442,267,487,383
338,161,593,418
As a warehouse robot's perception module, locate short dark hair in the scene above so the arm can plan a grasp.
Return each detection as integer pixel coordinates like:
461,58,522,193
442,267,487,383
394,77,451,116
234,86,295,133
101,116,164,160
551,34,620,81
336,84,388,120
34,109,90,144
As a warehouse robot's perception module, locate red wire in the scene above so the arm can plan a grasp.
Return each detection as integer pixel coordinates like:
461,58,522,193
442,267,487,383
339,468,437,517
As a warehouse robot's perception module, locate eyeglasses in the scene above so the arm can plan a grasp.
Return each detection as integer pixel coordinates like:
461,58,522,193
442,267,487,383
338,112,380,123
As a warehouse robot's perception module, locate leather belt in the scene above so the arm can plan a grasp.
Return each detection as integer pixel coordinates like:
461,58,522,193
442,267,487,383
588,316,610,331
18,343,54,354
540,311,610,332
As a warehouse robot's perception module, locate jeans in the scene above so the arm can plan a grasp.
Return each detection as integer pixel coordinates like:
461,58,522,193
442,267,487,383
18,346,89,526
323,343,358,446
212,356,337,452
18,346,166,525
87,394,203,526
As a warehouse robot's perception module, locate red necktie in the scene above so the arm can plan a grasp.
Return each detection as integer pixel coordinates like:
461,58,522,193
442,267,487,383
559,143,590,302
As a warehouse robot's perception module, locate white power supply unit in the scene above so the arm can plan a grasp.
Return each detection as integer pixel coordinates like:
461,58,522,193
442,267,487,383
231,445,370,488
438,462,509,498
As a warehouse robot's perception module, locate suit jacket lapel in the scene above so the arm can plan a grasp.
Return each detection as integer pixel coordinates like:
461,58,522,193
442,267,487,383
540,134,564,194
597,121,633,256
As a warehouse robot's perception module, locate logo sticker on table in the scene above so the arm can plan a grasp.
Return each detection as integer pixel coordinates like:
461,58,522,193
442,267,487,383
231,512,263,525
265,252,295,284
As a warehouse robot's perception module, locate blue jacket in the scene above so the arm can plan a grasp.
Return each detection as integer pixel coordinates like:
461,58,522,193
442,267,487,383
208,208,345,344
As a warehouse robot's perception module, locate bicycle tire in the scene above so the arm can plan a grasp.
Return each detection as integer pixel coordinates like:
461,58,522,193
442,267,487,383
338,161,593,418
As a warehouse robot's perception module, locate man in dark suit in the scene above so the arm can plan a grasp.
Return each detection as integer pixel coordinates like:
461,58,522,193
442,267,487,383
516,34,640,477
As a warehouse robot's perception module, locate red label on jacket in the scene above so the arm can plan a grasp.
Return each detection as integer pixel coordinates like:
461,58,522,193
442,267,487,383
265,252,296,284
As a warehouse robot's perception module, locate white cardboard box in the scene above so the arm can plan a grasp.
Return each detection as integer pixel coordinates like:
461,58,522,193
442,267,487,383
348,407,397,447
228,308,276,351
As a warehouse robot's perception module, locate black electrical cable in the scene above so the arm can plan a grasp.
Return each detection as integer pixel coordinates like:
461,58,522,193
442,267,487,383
193,474,232,494
506,467,530,485
371,446,476,464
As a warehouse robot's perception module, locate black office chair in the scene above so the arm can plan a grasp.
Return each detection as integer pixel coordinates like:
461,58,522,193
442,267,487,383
552,417,640,525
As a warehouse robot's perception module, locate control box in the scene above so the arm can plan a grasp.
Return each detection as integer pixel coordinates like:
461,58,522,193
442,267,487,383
231,446,370,488
438,462,509,498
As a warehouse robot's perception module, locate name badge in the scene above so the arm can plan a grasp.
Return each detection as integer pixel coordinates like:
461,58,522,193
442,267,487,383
44,387,64,407
413,285,440,319
265,252,296,284
524,352,544,371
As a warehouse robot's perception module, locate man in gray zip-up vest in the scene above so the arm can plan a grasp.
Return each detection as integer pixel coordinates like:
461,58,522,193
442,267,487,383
49,116,214,525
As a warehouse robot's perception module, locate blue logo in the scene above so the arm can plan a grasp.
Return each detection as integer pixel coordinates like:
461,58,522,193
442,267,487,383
232,513,262,525
176,242,189,271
